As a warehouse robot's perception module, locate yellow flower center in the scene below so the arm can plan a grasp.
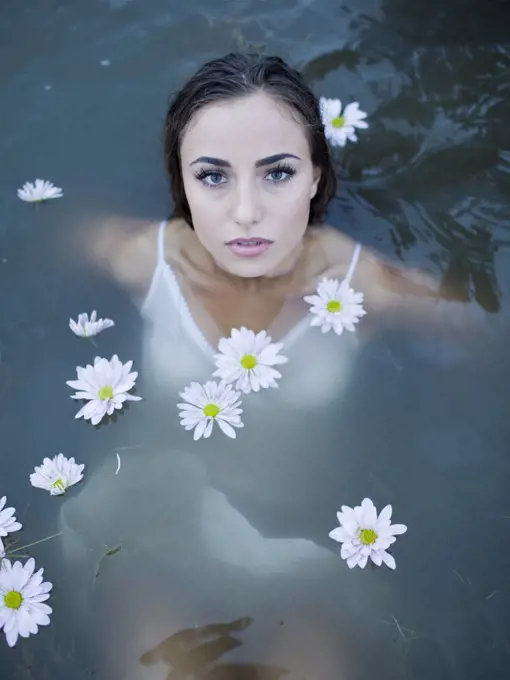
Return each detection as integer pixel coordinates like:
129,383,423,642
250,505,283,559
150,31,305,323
326,300,342,313
51,478,66,492
332,115,345,129
240,354,257,370
359,529,377,545
98,385,114,400
203,403,220,418
5,591,23,610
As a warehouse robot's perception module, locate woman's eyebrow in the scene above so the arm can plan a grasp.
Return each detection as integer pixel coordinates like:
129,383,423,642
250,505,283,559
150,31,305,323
189,152,301,167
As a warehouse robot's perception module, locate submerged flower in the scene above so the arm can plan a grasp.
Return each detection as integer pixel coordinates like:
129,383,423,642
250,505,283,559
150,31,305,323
69,310,114,338
30,454,85,496
0,558,52,647
66,354,142,426
17,179,63,203
319,97,368,147
304,277,366,336
178,380,243,440
329,498,407,570
213,327,288,394
0,498,22,540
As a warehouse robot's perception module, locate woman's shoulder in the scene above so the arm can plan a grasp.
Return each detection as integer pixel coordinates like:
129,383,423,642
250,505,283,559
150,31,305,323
309,223,355,256
303,224,362,291
83,215,190,301
306,223,437,302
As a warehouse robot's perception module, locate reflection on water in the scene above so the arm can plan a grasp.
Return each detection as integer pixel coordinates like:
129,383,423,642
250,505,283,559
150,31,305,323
139,617,291,680
0,0,509,679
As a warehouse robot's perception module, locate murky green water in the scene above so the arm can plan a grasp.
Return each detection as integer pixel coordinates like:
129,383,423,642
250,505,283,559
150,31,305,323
1,1,509,678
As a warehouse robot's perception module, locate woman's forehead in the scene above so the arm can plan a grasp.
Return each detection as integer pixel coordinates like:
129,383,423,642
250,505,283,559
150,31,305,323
181,92,310,162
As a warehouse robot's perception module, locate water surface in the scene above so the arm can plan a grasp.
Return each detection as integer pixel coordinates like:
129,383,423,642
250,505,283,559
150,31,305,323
0,1,509,678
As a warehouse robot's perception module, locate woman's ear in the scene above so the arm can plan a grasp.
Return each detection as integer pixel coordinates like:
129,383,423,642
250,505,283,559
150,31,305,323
310,167,321,199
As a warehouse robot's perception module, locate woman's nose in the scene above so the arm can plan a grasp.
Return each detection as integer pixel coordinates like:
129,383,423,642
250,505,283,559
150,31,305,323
231,180,263,228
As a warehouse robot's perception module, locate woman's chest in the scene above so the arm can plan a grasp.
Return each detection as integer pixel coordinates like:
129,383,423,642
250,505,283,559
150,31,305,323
186,280,309,343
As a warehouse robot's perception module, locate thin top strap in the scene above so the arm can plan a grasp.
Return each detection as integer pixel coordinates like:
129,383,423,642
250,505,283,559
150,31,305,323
157,219,167,264
345,243,362,285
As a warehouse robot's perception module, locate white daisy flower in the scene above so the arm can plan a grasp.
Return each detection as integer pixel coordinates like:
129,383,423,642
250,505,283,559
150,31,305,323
213,327,288,394
304,277,366,336
0,558,52,647
319,97,368,147
29,453,85,496
0,497,22,540
178,380,244,440
17,179,63,203
66,354,142,426
329,498,407,570
69,310,114,338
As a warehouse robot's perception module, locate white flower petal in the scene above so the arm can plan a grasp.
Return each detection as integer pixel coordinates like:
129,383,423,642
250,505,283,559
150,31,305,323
389,523,407,536
5,624,19,647
377,504,393,526
0,497,22,538
380,550,397,570
203,419,214,439
357,553,369,569
195,418,210,440
319,97,342,121
216,418,237,439
340,542,360,559
328,527,350,543
91,401,109,425
346,551,362,569
360,498,377,526
370,551,383,566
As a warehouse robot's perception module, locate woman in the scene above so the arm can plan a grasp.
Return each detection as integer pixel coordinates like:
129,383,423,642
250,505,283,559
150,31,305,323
60,53,438,679
88,53,435,335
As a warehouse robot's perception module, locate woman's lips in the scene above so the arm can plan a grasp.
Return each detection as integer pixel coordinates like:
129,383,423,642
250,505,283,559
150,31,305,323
226,238,273,258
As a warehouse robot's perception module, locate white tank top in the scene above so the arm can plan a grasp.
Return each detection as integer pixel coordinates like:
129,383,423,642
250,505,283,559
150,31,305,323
140,220,363,408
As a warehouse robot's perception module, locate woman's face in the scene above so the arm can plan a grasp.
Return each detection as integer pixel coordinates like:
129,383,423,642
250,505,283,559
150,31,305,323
180,92,321,278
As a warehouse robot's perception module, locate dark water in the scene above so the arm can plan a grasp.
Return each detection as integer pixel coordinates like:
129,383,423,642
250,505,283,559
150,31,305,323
1,0,509,678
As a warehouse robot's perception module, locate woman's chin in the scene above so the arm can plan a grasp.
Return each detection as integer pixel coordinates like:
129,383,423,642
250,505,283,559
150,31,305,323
216,248,303,279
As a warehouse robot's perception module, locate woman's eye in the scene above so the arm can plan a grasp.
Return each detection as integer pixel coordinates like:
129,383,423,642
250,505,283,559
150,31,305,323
203,172,224,186
267,167,295,183
270,170,286,181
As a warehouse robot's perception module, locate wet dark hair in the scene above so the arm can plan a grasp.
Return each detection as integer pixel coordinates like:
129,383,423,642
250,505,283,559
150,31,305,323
164,52,337,228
